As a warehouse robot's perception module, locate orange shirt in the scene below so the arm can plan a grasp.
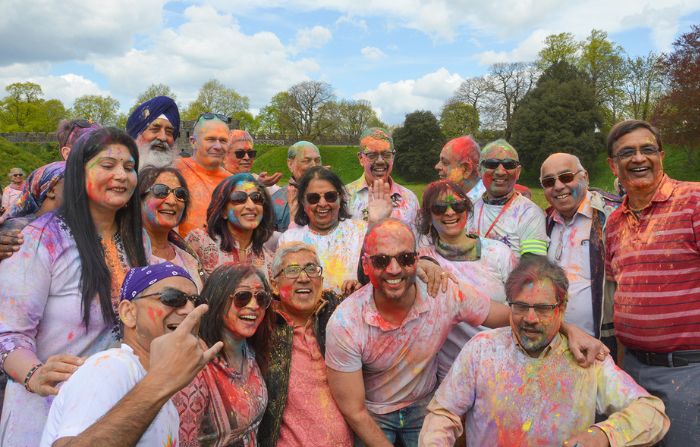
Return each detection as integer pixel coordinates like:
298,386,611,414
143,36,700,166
174,157,230,237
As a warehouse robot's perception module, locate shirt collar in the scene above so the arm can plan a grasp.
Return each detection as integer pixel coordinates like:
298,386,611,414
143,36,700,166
273,295,328,329
363,283,430,331
621,174,674,214
356,175,396,193
551,190,593,225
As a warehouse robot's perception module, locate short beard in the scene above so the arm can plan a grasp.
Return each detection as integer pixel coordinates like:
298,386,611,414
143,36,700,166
138,138,175,170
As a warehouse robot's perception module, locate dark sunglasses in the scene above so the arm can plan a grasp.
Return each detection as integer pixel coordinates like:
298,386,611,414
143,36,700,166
146,184,189,202
230,190,265,205
136,289,206,308
232,150,257,159
480,158,520,170
11,173,24,177
196,112,231,123
60,119,93,147
231,290,272,309
305,191,339,205
431,200,469,215
368,251,417,269
540,170,583,189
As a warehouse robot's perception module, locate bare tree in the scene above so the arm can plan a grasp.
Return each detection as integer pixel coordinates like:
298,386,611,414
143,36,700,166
624,52,664,121
286,81,335,140
451,77,490,110
486,62,538,140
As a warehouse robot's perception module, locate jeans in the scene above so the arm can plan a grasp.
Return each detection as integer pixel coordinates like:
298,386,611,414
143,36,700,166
355,395,431,447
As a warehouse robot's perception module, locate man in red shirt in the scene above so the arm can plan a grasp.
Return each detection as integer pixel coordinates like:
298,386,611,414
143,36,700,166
605,119,700,446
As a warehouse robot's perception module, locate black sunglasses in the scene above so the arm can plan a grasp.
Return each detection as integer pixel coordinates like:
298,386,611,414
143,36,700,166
305,191,339,205
431,200,469,215
231,290,272,309
146,184,189,202
480,158,520,170
60,119,93,147
230,190,265,205
136,289,206,308
196,112,231,124
368,251,417,269
540,170,583,189
232,150,257,159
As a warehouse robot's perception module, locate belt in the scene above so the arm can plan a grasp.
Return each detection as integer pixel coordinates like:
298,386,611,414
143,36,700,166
628,349,700,367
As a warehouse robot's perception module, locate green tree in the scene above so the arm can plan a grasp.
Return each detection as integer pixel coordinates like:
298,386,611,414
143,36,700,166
537,32,579,70
624,52,664,121
439,101,480,140
129,83,178,114
183,79,249,121
32,99,67,132
0,82,44,130
393,110,445,182
71,95,120,126
332,99,382,142
511,61,603,180
578,30,625,115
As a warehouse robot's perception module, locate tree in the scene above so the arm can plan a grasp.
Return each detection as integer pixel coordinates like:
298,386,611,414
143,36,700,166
653,25,700,162
537,32,579,70
511,61,603,179
183,79,249,121
439,101,480,140
451,77,490,110
129,83,178,114
624,53,664,121
286,81,335,140
71,95,120,126
578,30,625,116
486,62,538,140
0,82,44,130
334,99,382,142
393,110,445,182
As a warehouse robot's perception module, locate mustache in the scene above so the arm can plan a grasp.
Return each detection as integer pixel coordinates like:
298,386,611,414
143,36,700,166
148,138,172,152
518,324,544,334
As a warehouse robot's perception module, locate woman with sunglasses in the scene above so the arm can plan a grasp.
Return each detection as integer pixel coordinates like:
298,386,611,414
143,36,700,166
185,173,278,276
0,127,148,446
278,166,392,296
174,263,271,446
139,166,205,291
418,180,516,381
0,168,26,223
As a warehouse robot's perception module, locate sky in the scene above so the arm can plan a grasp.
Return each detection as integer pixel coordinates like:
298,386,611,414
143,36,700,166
1,0,699,125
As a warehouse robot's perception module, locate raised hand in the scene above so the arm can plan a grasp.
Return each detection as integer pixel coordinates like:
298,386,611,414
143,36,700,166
367,179,393,223
258,171,283,187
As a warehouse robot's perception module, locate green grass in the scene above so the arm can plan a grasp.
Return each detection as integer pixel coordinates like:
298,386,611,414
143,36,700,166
0,138,61,188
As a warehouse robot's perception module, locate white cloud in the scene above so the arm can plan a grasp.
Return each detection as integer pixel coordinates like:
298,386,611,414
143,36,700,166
354,68,464,124
361,46,386,60
292,26,333,52
335,15,368,32
476,29,550,65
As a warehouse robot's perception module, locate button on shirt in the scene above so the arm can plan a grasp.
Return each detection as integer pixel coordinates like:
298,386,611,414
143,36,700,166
325,281,490,415
345,175,419,233
548,191,595,336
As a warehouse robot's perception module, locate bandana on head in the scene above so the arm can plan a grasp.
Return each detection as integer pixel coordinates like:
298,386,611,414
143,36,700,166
64,121,101,148
10,161,66,218
120,262,193,301
126,96,180,141
360,127,393,150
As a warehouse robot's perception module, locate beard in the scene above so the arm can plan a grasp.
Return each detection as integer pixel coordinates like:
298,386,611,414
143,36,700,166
138,138,176,169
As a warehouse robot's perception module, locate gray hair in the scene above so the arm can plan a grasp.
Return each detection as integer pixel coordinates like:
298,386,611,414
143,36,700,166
505,256,569,306
287,141,320,160
8,167,25,178
271,242,321,277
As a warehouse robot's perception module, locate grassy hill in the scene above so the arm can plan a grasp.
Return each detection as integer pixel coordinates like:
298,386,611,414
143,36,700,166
0,138,60,188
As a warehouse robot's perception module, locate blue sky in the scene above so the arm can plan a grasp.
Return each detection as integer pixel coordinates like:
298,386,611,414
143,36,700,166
1,0,699,124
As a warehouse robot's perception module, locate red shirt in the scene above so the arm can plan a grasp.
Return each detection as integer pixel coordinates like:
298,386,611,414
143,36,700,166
605,175,700,352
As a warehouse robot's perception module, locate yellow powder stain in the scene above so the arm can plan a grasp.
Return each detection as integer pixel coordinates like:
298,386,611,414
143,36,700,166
522,420,532,432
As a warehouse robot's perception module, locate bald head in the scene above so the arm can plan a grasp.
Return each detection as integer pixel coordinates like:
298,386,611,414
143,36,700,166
540,152,589,220
363,219,415,254
540,153,584,180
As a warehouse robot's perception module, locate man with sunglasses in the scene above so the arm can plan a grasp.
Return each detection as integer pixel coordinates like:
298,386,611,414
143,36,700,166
467,139,548,259
42,262,221,447
126,96,181,170
174,113,232,236
224,130,283,194
604,120,700,445
420,256,669,447
434,135,485,203
346,127,420,232
540,153,619,355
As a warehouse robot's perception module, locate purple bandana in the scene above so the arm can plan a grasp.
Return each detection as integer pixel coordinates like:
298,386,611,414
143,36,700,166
120,262,193,301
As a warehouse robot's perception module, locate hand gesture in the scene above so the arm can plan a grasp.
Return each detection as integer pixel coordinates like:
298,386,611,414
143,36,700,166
341,279,362,297
27,354,84,396
287,183,299,222
416,259,456,298
258,171,283,187
0,229,23,261
367,179,392,224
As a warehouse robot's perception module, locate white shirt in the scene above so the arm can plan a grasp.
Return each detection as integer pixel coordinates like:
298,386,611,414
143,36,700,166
466,179,485,205
41,344,180,447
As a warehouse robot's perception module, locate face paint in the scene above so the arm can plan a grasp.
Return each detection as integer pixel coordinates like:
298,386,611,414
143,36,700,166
224,181,263,231
142,172,186,231
224,274,266,339
85,144,137,212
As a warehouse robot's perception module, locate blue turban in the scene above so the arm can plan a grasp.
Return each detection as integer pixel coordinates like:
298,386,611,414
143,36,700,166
126,96,180,141
120,262,193,301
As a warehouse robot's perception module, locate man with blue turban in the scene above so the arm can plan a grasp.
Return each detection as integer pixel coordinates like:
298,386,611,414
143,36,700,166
126,96,181,169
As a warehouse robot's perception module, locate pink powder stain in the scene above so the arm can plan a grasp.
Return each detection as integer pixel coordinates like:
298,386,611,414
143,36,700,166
147,307,157,323
67,331,74,341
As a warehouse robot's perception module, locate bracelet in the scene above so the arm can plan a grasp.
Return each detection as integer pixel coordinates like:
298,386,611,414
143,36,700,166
23,363,43,393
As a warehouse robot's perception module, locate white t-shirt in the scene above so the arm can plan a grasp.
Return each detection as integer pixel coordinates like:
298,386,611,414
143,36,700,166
41,344,179,447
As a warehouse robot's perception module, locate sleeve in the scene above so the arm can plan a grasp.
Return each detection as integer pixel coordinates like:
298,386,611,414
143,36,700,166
448,281,491,328
518,204,548,256
692,189,700,252
593,356,670,446
604,218,616,282
324,308,363,373
0,226,53,367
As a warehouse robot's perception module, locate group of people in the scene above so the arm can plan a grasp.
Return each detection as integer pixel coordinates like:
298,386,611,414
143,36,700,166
0,93,695,447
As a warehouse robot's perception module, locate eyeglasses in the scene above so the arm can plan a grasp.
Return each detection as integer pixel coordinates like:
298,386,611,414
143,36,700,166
431,200,469,215
540,170,584,189
11,173,24,177
145,184,189,202
231,290,272,309
361,151,396,162
232,150,257,159
480,158,520,170
196,112,231,124
230,190,265,205
368,251,417,269
275,263,323,279
508,301,560,317
136,289,206,308
612,146,660,160
305,191,339,205
60,119,93,147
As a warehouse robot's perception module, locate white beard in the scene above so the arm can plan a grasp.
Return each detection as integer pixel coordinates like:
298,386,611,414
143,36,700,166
138,140,176,170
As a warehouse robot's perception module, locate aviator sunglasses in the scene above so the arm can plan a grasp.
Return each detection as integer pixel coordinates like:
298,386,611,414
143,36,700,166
146,184,189,202
196,112,231,123
231,290,272,309
305,191,339,205
230,190,265,205
431,199,469,215
368,251,418,269
480,158,520,170
232,150,257,159
540,170,583,189
136,289,206,308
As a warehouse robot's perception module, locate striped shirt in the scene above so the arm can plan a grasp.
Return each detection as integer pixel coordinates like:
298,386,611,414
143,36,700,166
605,175,700,352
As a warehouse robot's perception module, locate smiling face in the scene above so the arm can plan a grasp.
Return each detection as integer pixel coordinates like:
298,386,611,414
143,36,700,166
9,169,24,184
85,144,137,214
191,120,229,169
509,279,563,357
431,189,468,240
541,154,589,220
142,172,186,232
224,139,255,174
435,143,473,183
288,146,322,180
480,146,521,200
224,274,267,339
608,127,665,197
272,249,323,321
224,180,264,232
362,221,417,303
358,136,394,183
303,178,341,234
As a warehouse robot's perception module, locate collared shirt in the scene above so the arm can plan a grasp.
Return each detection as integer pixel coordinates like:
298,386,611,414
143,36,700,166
345,175,420,232
419,327,669,447
271,185,291,232
466,179,485,205
468,193,548,258
605,175,700,352
325,280,490,415
548,191,595,336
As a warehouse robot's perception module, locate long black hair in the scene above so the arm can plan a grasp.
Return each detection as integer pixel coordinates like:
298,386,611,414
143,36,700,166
138,165,190,226
61,127,147,328
294,166,352,226
205,173,275,255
